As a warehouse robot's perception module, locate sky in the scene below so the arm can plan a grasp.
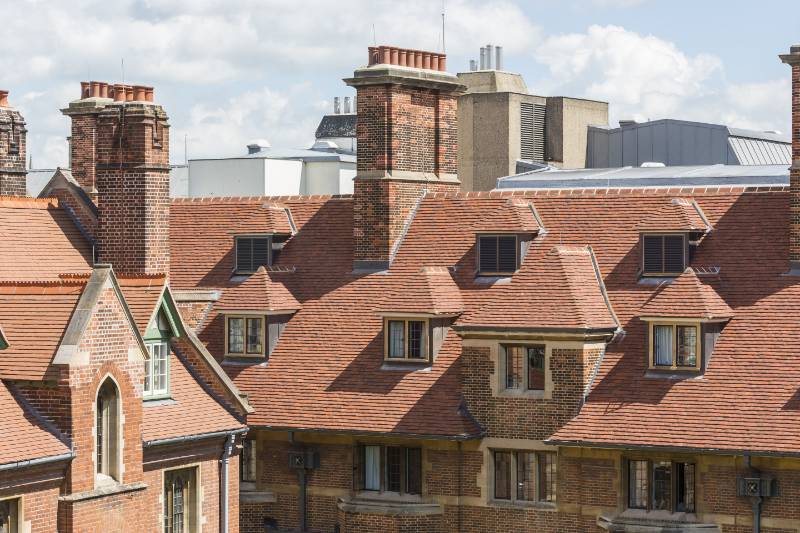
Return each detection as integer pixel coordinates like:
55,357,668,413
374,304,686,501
3,0,799,168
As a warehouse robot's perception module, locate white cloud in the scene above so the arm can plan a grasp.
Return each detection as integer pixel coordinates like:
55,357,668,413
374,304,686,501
532,25,789,134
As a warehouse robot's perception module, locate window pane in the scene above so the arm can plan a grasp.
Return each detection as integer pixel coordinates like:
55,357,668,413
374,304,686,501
676,463,695,513
407,321,425,359
246,318,263,354
388,321,405,358
652,461,672,511
1,499,17,533
364,445,381,491
505,346,523,389
151,343,168,394
497,236,517,272
494,451,512,500
653,325,674,366
516,451,535,501
241,439,257,483
663,235,685,273
228,318,244,354
405,448,422,495
479,235,498,273
676,326,697,367
538,452,557,503
527,346,545,390
386,446,402,492
144,344,153,393
628,460,648,509
643,235,664,274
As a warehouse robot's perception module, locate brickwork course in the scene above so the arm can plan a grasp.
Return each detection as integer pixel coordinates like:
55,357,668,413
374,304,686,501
0,93,27,196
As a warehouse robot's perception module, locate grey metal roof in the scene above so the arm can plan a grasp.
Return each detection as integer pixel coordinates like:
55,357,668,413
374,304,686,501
496,164,789,190
26,168,57,197
191,146,356,164
586,119,790,168
315,113,356,139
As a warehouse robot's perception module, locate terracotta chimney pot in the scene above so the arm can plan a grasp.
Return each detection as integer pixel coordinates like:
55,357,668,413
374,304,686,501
125,86,134,102
90,81,101,98
422,53,432,70
133,85,146,102
144,86,154,102
381,46,391,64
398,49,408,67
80,81,90,99
390,47,399,65
0,91,8,107
112,84,126,102
99,82,109,99
439,55,447,71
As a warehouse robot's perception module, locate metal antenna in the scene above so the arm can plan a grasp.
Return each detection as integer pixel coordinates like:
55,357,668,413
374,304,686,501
121,58,125,84
184,134,188,165
441,0,446,53
371,24,377,45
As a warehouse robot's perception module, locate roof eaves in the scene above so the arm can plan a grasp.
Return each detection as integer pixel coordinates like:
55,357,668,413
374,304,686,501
248,424,484,441
545,437,800,459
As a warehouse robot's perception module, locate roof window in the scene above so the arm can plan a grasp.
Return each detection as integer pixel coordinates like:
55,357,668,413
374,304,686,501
235,236,271,274
642,234,685,276
478,234,519,276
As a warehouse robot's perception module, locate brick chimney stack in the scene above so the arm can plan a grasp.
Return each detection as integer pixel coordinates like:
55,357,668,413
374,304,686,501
781,45,800,270
0,90,28,196
345,46,465,270
94,83,170,275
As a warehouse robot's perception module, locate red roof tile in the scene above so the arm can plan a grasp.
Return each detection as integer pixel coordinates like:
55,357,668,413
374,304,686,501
375,266,463,316
0,380,70,466
0,198,92,281
637,197,711,233
117,275,167,333
216,266,301,314
640,268,733,319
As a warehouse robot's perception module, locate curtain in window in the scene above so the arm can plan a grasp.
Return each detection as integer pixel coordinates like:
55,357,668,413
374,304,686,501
516,452,535,501
505,346,523,389
364,445,381,490
228,318,244,354
246,318,263,354
494,451,512,500
676,325,697,367
388,321,405,358
653,325,673,366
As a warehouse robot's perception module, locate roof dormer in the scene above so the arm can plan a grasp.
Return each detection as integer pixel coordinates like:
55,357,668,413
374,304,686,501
638,198,712,277
475,199,545,278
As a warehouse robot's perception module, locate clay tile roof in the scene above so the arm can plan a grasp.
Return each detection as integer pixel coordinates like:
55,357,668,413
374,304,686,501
457,245,618,331
475,198,543,233
142,349,245,444
0,197,92,281
0,381,70,466
216,266,301,314
117,275,167,334
0,280,86,380
375,266,463,316
640,268,733,319
637,198,712,233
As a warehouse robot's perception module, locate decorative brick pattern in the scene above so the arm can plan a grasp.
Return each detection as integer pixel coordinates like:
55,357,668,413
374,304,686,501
95,102,170,275
0,103,27,196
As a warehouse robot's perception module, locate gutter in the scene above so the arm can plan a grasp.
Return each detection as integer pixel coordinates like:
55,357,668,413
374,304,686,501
143,427,248,448
0,451,75,472
249,425,484,442
546,438,800,459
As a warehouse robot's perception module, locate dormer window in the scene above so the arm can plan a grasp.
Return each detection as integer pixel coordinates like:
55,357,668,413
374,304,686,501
226,315,265,357
642,234,685,276
478,234,519,275
235,236,271,274
144,310,174,400
649,322,701,371
384,318,429,362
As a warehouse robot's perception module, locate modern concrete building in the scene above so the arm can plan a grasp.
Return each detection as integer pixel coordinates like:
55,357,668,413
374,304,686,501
586,118,792,168
457,49,608,191
184,141,356,197
314,96,357,153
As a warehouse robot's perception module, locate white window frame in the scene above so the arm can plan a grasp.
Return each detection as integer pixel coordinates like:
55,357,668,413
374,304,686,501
144,341,170,399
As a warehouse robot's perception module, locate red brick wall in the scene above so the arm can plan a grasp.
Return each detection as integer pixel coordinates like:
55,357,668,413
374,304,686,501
51,187,98,240
0,106,27,196
790,61,800,263
0,463,64,533
95,102,170,275
69,113,100,195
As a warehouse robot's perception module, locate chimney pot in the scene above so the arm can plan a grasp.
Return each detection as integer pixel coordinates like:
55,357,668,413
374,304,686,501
80,82,90,99
133,85,146,102
422,52,432,70
399,49,408,67
431,54,440,71
90,81,101,98
0,90,8,107
381,46,391,64
479,47,486,70
125,85,134,102
144,86,154,102
99,82,109,99
390,47,399,65
496,46,503,71
112,84,126,102
344,96,351,114
334,96,341,114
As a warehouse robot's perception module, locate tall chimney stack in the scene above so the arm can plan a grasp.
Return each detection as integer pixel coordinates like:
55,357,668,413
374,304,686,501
0,91,28,196
95,85,170,275
345,45,465,271
781,45,800,271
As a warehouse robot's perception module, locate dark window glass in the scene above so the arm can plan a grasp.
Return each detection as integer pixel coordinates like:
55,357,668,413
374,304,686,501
505,346,523,389
494,451,512,500
538,452,557,503
227,318,244,354
164,468,195,533
628,460,649,509
652,461,672,511
516,451,535,501
407,321,425,359
241,439,257,483
386,446,402,492
676,325,697,367
236,237,270,272
479,235,518,274
405,448,422,495
0,499,16,533
676,463,695,513
528,346,545,390
246,318,263,354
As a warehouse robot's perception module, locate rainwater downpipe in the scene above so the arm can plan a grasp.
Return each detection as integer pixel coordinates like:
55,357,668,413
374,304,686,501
745,455,762,533
220,434,235,533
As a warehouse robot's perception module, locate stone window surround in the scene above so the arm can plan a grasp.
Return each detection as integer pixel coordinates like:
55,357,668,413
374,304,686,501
0,496,24,533
479,437,558,510
94,373,124,489
161,463,202,533
223,313,266,358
